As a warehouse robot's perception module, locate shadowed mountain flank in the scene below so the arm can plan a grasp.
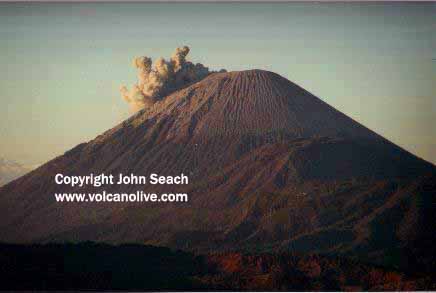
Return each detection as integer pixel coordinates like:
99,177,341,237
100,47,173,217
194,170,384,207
0,70,434,272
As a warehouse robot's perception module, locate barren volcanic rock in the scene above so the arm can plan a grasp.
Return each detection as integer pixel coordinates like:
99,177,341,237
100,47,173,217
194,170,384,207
0,70,434,271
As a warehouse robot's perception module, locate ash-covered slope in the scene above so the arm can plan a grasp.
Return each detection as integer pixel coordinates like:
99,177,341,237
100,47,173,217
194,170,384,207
0,70,434,271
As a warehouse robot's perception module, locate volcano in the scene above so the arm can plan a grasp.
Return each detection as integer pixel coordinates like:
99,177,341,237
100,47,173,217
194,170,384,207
0,70,434,271
0,158,33,187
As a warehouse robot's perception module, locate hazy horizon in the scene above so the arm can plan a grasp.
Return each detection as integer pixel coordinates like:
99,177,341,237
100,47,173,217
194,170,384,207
1,2,435,165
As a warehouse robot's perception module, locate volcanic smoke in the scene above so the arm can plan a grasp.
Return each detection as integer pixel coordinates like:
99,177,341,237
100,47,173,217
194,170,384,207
120,46,226,112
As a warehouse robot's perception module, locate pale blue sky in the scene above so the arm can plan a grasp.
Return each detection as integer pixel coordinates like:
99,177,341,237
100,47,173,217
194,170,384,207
0,2,435,165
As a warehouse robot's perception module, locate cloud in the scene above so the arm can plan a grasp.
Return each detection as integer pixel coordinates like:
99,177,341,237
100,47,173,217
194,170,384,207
120,46,226,112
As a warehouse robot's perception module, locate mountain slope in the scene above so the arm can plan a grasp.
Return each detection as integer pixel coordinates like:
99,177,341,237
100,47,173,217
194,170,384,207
0,158,34,187
0,70,434,271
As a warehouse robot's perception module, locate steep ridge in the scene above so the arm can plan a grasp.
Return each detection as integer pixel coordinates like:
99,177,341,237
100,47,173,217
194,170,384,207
0,70,434,271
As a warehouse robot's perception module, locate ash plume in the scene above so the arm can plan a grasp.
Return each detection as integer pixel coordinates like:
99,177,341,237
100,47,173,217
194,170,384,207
120,46,226,112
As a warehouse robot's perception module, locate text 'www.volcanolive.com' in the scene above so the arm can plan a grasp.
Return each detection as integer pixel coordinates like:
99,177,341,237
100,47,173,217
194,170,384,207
54,191,188,203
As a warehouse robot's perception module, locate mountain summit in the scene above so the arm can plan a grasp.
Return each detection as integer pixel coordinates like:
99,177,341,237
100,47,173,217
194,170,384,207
126,69,381,141
0,70,434,271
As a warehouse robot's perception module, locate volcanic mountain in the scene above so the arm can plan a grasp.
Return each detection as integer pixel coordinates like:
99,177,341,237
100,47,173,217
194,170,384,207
0,158,33,187
0,70,434,271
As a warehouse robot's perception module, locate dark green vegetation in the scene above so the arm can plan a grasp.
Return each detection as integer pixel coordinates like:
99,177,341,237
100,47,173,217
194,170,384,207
1,243,434,291
0,243,198,290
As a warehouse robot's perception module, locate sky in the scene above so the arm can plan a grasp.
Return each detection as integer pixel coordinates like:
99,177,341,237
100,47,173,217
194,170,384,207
0,2,435,166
